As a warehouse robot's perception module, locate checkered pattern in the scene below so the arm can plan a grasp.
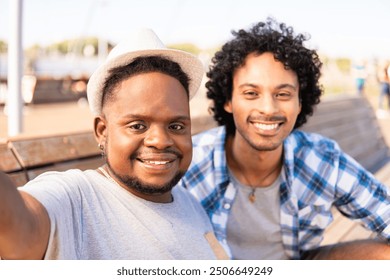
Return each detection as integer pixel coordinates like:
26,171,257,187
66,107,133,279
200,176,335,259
178,126,390,259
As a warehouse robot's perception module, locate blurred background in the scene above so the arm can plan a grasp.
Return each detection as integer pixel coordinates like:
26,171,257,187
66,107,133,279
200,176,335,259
1,0,390,138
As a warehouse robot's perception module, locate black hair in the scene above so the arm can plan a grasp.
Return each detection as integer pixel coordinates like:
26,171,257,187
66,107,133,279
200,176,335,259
206,17,323,135
102,55,190,109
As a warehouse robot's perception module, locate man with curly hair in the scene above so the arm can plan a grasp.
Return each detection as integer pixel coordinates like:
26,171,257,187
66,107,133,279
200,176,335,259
178,18,390,259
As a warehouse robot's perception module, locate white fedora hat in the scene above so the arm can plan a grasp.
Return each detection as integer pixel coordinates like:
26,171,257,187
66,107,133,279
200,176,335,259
87,28,204,116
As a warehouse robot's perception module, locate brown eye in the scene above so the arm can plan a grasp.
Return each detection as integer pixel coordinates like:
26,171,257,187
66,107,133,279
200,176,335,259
276,92,291,99
169,123,185,131
243,91,258,99
129,123,146,131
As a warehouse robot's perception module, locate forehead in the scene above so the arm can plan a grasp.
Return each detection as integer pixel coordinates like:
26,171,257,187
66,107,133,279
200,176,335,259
103,72,190,119
234,52,298,86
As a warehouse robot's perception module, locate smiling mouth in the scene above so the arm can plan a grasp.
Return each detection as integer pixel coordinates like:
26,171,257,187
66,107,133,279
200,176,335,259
140,160,173,166
252,123,280,131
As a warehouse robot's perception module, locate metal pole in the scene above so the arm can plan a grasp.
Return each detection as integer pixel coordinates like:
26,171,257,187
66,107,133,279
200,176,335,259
7,0,23,136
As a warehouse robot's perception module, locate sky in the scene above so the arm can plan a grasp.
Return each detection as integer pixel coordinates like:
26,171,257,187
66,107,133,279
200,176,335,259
1,0,390,60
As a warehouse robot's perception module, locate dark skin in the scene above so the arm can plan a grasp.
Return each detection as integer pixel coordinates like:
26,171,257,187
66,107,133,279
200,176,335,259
0,172,50,259
94,71,192,203
0,71,193,259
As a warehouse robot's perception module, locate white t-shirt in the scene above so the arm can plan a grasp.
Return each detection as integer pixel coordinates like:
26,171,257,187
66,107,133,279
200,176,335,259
21,169,217,260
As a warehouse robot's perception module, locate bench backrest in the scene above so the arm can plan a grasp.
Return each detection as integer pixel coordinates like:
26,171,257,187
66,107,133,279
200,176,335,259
300,95,390,172
1,132,104,186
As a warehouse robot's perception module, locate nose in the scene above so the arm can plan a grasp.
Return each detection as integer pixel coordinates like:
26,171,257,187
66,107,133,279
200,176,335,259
258,94,279,115
143,125,174,149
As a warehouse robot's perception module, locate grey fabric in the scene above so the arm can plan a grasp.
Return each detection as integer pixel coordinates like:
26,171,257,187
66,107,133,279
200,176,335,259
21,169,216,260
226,169,288,259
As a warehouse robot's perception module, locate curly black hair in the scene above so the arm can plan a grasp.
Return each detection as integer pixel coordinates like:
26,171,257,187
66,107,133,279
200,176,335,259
206,17,323,135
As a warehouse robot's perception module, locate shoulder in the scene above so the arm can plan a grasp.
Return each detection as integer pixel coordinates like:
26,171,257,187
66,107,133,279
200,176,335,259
286,130,340,154
284,130,343,173
172,186,212,226
20,169,93,202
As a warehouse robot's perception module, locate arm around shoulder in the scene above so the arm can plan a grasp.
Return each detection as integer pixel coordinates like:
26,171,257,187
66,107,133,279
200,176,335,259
0,171,50,259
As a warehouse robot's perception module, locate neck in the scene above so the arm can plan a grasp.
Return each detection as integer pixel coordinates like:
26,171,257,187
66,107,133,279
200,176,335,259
98,165,174,203
225,135,283,188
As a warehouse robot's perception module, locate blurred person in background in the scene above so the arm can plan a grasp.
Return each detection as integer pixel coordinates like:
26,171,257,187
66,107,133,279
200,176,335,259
352,59,368,95
376,60,390,118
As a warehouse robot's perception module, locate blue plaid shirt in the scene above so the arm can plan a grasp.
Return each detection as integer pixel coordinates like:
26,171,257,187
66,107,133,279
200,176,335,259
178,126,390,259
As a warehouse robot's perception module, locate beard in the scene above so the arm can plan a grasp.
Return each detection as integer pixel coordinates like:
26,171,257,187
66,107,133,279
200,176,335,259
106,161,184,195
235,125,283,152
233,114,289,152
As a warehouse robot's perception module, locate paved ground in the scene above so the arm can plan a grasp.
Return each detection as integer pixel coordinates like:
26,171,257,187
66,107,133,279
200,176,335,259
0,99,95,140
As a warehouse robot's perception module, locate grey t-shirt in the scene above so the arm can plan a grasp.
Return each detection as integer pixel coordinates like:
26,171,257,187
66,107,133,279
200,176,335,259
227,169,288,259
21,169,217,260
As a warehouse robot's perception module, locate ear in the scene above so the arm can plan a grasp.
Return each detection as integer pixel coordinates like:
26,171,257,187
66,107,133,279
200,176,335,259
94,116,107,145
224,100,233,113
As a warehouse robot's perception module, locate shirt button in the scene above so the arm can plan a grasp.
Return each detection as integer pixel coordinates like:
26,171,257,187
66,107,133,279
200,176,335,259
223,203,231,210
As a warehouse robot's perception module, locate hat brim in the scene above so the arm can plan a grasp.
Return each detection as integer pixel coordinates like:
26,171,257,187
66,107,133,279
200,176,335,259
87,48,204,116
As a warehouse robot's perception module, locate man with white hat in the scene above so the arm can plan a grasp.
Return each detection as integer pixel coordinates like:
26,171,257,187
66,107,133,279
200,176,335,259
0,29,226,260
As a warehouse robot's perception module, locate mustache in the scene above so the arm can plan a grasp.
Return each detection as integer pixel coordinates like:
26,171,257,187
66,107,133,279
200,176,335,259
248,115,287,122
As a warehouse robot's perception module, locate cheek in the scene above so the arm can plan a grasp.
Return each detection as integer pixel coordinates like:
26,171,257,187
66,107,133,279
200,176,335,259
178,136,193,168
106,132,137,163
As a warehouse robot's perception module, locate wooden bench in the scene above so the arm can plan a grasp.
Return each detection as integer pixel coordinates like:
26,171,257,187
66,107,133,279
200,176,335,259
301,95,390,174
1,131,104,186
31,77,87,104
300,95,390,245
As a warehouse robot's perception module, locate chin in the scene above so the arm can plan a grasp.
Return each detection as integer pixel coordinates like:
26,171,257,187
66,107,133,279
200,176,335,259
115,170,184,195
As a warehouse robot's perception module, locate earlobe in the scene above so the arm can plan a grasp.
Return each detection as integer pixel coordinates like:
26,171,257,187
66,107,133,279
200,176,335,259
224,101,233,113
94,116,107,144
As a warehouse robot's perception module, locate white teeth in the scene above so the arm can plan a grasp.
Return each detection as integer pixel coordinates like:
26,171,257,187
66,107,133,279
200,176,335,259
253,123,279,130
144,160,169,165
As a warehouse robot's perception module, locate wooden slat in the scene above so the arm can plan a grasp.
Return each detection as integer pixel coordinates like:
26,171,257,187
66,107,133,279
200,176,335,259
31,78,85,104
8,132,100,168
301,95,389,172
67,133,100,158
27,157,104,181
0,142,22,172
321,210,376,246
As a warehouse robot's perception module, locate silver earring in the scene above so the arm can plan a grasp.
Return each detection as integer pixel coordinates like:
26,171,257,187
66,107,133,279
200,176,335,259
98,143,105,156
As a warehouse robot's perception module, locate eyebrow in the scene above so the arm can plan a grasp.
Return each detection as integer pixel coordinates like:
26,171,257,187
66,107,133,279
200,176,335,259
121,114,191,122
238,83,298,91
